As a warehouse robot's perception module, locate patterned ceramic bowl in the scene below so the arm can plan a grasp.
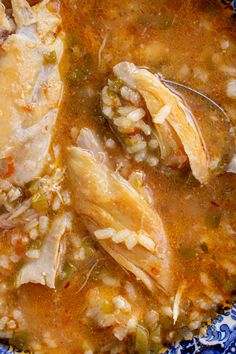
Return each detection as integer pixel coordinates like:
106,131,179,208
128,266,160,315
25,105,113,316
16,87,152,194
0,0,235,353
168,304,236,354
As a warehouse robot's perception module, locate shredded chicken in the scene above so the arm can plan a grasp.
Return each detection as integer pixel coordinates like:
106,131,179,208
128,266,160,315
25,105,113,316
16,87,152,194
173,282,186,324
227,154,236,173
0,0,63,185
101,62,218,183
16,214,68,288
67,128,174,294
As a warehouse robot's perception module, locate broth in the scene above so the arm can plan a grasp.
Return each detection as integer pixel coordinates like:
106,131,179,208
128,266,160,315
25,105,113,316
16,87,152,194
0,0,235,353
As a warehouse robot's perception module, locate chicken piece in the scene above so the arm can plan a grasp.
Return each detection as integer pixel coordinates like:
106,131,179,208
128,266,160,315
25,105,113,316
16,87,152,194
16,214,68,288
0,2,15,43
0,0,63,185
67,129,173,294
101,62,219,184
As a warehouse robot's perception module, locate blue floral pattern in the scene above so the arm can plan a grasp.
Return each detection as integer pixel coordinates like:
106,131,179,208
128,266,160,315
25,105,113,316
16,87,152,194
0,347,19,354
168,304,236,354
231,0,236,10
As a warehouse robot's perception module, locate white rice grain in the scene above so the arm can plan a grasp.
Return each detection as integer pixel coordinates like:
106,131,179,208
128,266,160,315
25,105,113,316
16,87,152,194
95,228,115,240
24,218,38,232
114,117,131,129
127,108,145,122
139,234,155,251
124,232,138,250
29,228,38,240
12,310,23,321
26,249,40,259
102,87,113,106
145,310,159,331
134,150,147,163
101,274,120,287
0,256,10,270
112,229,130,244
193,68,209,83
127,141,147,154
105,138,116,149
226,79,236,99
125,281,137,300
62,190,71,206
71,127,79,142
0,317,8,330
102,106,114,118
147,156,159,167
153,105,171,124
148,139,159,150
120,86,141,106
127,316,138,333
220,65,236,77
118,106,135,116
112,296,131,313
52,196,61,211
0,180,11,192
7,320,16,329
8,188,21,202
138,121,151,135
39,216,49,234
113,326,128,341
220,39,230,50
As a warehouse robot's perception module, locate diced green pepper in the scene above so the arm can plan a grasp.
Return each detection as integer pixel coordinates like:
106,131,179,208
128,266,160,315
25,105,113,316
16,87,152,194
56,261,76,289
28,180,40,194
224,276,236,293
156,10,174,30
9,331,29,351
108,79,123,94
30,240,42,250
205,208,222,229
186,173,200,187
44,50,57,65
124,138,133,147
32,191,48,212
180,247,195,260
135,325,149,354
95,115,106,125
68,67,87,86
101,300,115,314
150,325,161,344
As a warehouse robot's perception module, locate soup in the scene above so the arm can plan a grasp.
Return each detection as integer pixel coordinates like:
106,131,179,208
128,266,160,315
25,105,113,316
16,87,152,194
0,0,235,353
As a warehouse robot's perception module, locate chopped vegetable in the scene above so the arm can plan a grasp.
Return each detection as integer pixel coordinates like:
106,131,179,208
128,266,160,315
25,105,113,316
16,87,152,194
205,208,222,229
224,276,236,293
43,50,57,65
31,191,48,211
9,331,29,351
68,67,87,86
101,300,115,314
28,180,40,194
156,9,175,30
180,247,195,260
30,240,42,250
135,325,149,354
150,325,161,344
56,261,76,289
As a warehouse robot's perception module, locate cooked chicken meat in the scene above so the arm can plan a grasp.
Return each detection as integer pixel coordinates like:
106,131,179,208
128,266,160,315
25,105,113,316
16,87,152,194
101,62,235,184
16,214,68,288
0,0,63,185
67,128,174,294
